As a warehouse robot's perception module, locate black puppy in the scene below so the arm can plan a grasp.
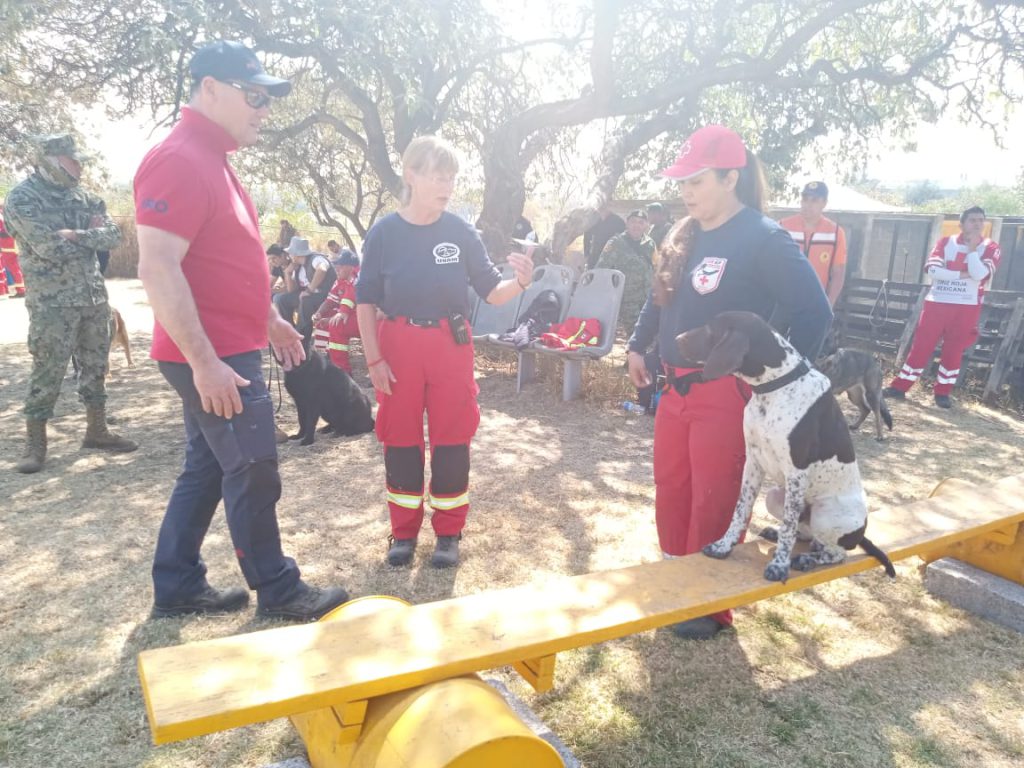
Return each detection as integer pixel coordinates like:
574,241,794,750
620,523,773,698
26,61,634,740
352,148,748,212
283,352,375,445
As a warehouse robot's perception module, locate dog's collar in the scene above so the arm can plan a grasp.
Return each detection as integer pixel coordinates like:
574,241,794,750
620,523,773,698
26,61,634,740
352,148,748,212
751,359,811,394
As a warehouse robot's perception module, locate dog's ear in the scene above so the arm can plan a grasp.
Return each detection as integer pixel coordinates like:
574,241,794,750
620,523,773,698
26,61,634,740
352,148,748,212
703,329,750,379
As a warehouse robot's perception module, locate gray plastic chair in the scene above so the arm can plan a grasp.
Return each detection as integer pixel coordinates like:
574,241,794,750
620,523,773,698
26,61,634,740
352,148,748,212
470,264,517,338
479,263,576,349
518,268,625,400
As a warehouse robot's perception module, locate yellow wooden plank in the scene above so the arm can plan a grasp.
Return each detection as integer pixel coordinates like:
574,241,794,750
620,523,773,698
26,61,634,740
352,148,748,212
982,524,1018,547
512,655,556,693
941,522,1024,585
290,707,357,768
139,473,1024,744
336,699,368,727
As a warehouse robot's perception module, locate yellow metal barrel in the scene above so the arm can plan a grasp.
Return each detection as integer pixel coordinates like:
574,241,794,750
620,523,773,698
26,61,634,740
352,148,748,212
292,596,564,768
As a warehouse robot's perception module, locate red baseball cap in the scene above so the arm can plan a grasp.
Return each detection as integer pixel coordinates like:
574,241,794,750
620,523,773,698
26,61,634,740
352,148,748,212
660,125,748,180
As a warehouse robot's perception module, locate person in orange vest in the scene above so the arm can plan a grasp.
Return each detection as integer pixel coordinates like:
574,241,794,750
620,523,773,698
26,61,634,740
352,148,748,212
311,248,360,371
779,182,847,307
0,206,27,298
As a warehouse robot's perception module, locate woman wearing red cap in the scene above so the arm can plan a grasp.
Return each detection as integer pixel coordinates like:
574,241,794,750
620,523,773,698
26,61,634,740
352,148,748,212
626,125,832,639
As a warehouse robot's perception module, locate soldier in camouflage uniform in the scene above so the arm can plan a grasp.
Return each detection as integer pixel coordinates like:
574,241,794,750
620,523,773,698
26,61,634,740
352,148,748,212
598,208,660,412
3,134,138,474
597,208,656,334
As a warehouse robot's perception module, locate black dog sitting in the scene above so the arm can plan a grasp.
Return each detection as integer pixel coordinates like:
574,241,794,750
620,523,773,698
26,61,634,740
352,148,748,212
283,351,375,445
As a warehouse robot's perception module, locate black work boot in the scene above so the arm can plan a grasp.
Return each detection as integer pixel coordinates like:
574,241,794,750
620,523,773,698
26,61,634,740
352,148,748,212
430,534,462,569
151,585,249,618
15,418,47,474
881,387,905,401
386,536,417,566
257,582,350,622
82,406,138,452
934,394,953,409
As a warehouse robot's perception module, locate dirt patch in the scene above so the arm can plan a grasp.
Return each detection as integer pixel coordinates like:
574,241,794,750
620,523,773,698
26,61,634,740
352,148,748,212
1,280,1023,768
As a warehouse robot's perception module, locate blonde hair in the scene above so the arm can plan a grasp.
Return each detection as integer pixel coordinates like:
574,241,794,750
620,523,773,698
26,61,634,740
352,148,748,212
400,136,461,205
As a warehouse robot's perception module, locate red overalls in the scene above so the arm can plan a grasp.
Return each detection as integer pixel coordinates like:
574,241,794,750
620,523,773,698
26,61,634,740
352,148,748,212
0,226,25,298
655,368,750,626
375,316,479,539
889,235,999,396
313,278,359,372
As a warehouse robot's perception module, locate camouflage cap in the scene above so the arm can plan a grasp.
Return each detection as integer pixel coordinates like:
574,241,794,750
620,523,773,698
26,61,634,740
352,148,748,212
33,134,88,162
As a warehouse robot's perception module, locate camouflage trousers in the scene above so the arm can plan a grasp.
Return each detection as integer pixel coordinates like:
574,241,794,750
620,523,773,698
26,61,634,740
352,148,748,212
25,302,111,420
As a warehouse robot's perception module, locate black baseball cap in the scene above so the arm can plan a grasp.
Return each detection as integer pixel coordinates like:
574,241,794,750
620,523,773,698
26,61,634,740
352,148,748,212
189,41,292,98
801,181,829,199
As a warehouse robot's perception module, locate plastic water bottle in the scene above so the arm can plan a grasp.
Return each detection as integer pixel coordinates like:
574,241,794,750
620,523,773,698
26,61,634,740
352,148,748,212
622,401,646,415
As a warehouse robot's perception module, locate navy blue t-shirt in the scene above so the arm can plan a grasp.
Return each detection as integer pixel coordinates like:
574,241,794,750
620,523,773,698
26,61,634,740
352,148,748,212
628,207,832,365
356,211,502,319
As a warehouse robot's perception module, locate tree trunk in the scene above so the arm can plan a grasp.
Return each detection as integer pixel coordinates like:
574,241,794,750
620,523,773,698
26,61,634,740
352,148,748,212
548,111,688,262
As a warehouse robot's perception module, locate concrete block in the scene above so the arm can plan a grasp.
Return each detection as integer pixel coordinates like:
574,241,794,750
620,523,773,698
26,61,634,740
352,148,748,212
264,676,579,768
924,558,1024,634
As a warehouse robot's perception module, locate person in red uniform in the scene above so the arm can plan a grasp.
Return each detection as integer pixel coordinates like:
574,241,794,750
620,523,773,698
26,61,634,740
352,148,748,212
779,182,847,306
883,206,999,408
626,125,832,640
0,206,26,298
135,40,350,621
312,248,360,371
356,135,533,569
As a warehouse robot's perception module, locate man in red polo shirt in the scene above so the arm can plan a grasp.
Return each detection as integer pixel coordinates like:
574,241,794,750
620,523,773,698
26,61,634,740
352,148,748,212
135,41,350,621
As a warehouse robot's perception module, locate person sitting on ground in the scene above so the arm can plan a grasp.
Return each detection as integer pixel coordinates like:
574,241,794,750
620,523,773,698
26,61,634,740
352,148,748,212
883,205,1000,409
312,248,361,371
267,244,289,293
273,236,335,336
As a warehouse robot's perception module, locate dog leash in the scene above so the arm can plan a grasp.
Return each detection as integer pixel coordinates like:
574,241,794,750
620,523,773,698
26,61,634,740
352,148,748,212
869,280,890,330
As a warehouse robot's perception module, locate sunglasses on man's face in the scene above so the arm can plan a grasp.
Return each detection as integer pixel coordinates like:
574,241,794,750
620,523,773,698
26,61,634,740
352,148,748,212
222,80,273,109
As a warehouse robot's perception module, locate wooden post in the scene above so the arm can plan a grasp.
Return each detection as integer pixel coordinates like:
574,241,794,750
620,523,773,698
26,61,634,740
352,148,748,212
896,286,929,367
857,214,875,279
983,298,1024,405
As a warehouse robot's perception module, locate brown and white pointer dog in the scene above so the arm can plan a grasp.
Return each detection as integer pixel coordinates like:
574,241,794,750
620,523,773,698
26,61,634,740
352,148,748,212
676,311,895,583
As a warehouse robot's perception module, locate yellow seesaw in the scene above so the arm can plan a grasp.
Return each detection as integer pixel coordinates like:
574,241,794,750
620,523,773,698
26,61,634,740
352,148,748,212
137,473,1024,767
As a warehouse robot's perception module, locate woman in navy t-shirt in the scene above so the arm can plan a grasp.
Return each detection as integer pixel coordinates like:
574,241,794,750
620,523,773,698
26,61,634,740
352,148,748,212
356,136,533,568
626,125,832,639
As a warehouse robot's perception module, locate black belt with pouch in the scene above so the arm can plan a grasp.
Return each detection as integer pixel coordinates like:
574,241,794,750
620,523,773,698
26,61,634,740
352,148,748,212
665,367,704,397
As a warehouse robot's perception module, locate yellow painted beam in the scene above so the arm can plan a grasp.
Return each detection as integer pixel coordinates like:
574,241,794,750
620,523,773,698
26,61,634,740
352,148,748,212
139,473,1024,744
512,654,556,693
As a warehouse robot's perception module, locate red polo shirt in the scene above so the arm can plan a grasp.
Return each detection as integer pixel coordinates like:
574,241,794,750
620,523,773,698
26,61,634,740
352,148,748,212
134,107,270,363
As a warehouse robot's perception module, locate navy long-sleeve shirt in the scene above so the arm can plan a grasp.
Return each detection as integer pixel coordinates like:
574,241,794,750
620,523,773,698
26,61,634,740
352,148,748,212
627,207,832,365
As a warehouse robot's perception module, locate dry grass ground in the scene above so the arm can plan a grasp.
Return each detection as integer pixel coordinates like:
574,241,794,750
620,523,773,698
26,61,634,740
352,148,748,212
1,280,1023,768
